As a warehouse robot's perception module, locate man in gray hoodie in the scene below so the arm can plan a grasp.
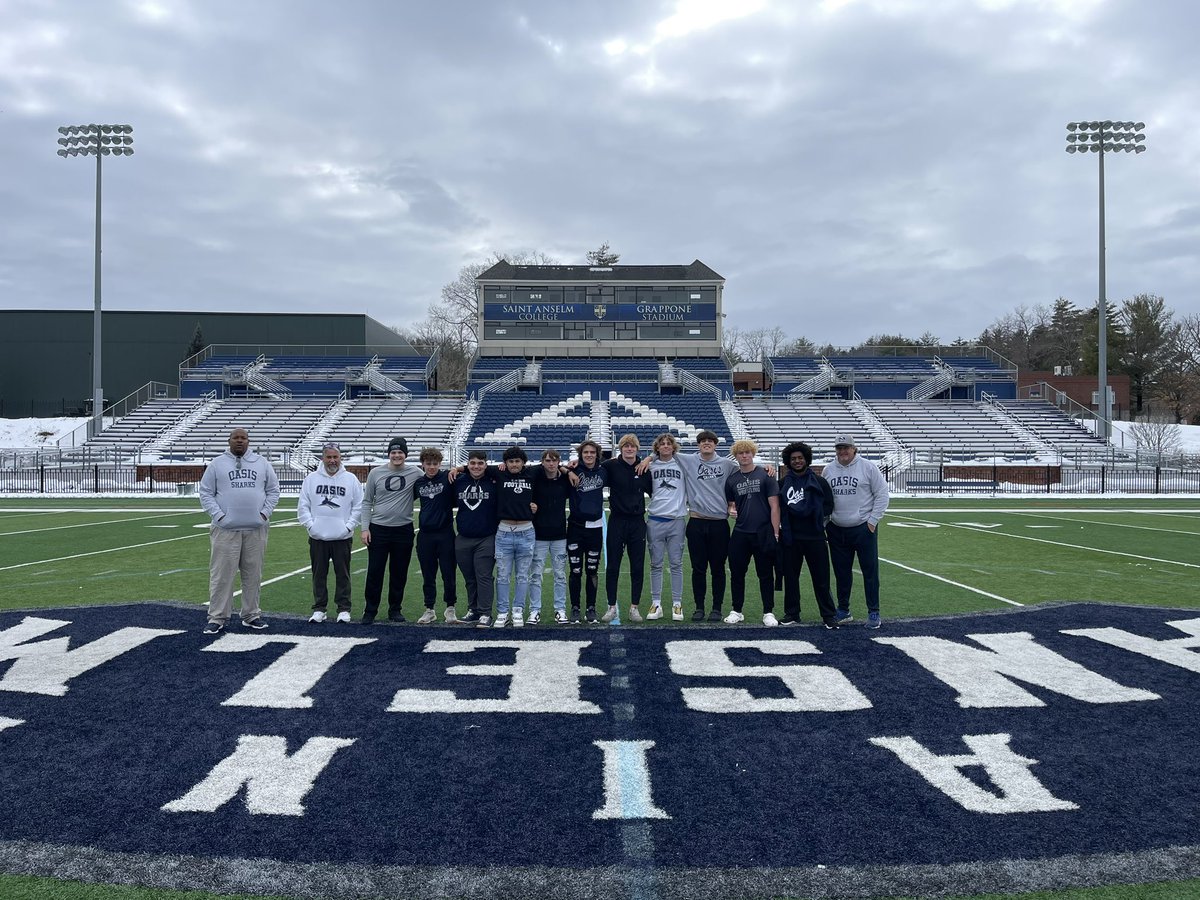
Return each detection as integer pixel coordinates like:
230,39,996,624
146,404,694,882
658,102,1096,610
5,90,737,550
198,428,281,634
823,435,890,629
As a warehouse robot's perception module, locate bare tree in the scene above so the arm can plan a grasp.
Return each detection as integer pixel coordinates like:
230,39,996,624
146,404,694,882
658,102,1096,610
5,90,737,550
585,242,620,266
721,324,743,364
1129,411,1183,463
431,249,558,355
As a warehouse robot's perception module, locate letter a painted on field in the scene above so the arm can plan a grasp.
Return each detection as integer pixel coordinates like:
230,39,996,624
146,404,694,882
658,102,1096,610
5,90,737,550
869,733,1078,814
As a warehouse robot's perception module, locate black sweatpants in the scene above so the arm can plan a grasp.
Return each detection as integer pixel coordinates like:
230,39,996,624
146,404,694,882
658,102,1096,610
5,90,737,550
605,514,646,609
780,538,836,623
364,522,414,618
310,537,353,613
728,527,777,614
417,527,457,610
686,517,730,611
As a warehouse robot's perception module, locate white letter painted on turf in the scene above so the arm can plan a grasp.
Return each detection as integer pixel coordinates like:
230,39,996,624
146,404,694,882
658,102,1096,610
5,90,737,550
388,641,604,713
592,740,671,820
665,640,872,713
0,616,184,697
874,632,1159,708
0,717,23,733
869,733,1078,814
1064,617,1200,674
204,635,376,708
161,734,355,816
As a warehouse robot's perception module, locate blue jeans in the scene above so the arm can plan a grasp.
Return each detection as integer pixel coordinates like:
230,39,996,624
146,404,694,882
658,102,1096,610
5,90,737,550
826,522,880,614
530,538,568,612
495,526,536,614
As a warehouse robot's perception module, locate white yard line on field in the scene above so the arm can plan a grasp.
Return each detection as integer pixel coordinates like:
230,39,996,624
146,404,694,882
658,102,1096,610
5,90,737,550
1007,510,1200,537
879,556,1023,606
890,514,1200,570
0,512,195,537
233,545,367,597
0,518,300,573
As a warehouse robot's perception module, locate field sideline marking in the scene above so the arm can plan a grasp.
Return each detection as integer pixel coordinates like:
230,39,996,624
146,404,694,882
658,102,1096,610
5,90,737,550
880,556,1023,606
0,518,300,573
0,512,197,537
890,514,1200,570
1006,510,1200,537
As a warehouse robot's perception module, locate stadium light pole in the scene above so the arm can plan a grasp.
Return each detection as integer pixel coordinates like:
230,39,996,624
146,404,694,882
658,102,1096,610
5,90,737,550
1065,120,1145,442
56,123,135,438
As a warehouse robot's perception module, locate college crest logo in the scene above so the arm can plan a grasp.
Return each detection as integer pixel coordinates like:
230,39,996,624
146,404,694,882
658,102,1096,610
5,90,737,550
593,305,607,319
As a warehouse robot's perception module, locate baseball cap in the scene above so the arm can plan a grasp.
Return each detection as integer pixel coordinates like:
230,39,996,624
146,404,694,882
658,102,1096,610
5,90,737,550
834,435,857,448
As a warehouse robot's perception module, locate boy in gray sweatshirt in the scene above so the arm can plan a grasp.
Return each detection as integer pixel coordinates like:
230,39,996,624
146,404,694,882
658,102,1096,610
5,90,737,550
198,428,280,633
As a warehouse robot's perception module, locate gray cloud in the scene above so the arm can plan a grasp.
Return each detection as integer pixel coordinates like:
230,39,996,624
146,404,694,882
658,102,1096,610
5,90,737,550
2,0,1197,346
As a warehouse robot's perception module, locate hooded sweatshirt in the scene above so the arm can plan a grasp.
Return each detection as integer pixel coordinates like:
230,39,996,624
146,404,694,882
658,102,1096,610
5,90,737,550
779,468,834,544
822,453,890,528
298,464,364,541
199,449,280,530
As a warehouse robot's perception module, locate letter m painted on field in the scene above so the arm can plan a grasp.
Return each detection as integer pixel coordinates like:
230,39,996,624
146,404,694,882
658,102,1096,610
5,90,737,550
0,616,184,696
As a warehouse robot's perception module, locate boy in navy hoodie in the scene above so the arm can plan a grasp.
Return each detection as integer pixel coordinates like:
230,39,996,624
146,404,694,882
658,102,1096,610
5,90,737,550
778,441,838,628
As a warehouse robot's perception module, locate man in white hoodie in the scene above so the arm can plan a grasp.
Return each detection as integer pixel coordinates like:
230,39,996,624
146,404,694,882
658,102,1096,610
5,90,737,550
198,428,281,634
823,435,890,629
298,443,364,624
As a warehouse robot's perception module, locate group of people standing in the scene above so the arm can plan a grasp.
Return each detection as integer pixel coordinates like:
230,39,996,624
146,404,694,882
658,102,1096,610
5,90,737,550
197,426,889,634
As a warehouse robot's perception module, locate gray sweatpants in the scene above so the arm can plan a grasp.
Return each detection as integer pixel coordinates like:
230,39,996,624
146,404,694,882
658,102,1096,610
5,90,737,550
647,517,685,607
208,525,269,624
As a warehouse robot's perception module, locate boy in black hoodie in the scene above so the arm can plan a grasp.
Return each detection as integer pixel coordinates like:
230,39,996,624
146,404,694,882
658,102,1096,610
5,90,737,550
778,441,839,629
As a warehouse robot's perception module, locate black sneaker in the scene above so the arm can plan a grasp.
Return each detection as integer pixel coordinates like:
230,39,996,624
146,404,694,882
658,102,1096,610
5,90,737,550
476,614,492,629
460,609,479,624
780,616,800,626
202,621,223,635
361,613,376,625
387,612,407,624
706,609,723,623
691,607,706,622
823,619,840,630
241,617,268,630
569,606,581,625
585,607,598,624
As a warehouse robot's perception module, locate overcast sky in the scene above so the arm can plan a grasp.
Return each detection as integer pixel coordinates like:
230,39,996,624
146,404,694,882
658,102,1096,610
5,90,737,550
2,0,1197,347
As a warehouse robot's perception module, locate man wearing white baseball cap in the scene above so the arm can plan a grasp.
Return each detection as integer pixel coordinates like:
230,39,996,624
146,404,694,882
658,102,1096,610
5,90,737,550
823,435,889,629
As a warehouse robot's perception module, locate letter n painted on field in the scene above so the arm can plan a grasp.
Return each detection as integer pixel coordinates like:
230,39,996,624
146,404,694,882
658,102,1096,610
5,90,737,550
162,734,355,816
592,740,670,820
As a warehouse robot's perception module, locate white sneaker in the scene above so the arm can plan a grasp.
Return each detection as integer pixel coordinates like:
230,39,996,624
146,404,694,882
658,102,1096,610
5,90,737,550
336,611,351,624
527,610,541,625
308,610,327,623
512,608,525,628
672,604,683,621
416,608,437,625
492,612,510,628
602,605,619,623
723,610,745,624
443,607,458,624
762,612,780,627
629,605,643,623
646,605,663,620
554,609,569,624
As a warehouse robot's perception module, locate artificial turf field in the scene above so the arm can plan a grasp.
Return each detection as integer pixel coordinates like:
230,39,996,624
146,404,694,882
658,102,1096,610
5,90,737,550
1,495,1198,900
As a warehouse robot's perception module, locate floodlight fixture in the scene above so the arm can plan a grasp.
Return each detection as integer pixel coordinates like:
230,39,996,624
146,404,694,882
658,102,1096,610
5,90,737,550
1064,119,1146,441
55,123,135,439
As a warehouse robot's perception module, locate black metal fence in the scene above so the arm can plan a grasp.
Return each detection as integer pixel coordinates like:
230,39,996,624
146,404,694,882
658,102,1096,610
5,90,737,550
1,464,1197,495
